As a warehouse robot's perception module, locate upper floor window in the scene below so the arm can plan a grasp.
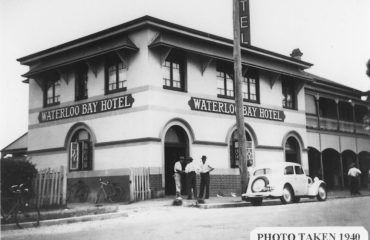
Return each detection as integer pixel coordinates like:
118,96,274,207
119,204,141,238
105,56,127,94
217,62,234,98
282,79,296,109
44,76,61,107
162,50,185,91
217,62,260,102
75,65,88,101
242,69,259,103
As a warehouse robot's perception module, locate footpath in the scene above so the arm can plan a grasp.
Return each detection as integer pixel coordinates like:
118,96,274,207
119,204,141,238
2,189,370,231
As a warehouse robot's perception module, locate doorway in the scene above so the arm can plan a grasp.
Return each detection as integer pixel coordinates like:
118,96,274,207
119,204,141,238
285,137,301,163
164,126,189,195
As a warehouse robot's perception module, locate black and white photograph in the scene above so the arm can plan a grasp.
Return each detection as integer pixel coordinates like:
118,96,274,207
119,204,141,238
1,0,370,239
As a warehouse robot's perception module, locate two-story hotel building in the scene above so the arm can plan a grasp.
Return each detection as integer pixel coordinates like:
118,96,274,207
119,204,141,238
11,16,370,201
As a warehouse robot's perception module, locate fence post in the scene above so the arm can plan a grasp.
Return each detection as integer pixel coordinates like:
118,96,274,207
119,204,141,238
61,166,67,206
49,169,55,206
57,168,62,206
130,168,135,201
37,171,42,208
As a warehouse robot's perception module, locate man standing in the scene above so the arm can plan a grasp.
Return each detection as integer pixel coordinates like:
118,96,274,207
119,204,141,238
185,157,197,199
174,156,184,198
348,163,361,196
198,155,214,199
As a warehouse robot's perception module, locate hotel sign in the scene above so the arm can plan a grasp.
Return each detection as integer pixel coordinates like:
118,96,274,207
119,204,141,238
239,0,251,45
38,94,134,123
188,97,285,122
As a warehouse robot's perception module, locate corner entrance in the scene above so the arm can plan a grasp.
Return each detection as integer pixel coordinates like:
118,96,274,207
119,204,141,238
164,126,189,195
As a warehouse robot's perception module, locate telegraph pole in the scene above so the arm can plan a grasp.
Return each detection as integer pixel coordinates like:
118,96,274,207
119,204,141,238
233,0,249,193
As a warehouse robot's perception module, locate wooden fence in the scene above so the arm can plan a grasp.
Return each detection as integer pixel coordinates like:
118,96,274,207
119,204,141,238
129,167,151,202
33,166,67,208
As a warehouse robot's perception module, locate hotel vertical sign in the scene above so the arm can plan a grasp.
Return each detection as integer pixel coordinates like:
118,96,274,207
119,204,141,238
239,0,251,45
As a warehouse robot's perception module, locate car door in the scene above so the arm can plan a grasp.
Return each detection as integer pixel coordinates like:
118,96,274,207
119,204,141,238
284,165,296,192
294,165,308,195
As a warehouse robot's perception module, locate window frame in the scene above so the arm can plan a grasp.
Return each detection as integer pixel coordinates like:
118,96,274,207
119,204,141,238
162,50,186,92
282,79,297,110
75,65,89,101
242,69,260,103
217,62,235,99
294,166,304,175
69,130,93,172
44,78,61,107
105,56,127,94
284,166,294,175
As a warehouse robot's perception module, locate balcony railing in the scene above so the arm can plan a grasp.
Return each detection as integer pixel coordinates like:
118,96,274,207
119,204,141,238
306,114,319,129
306,115,370,135
355,123,370,135
319,117,338,131
339,120,355,133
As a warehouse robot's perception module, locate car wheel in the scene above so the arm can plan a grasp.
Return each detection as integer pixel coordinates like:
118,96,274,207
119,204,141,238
250,198,263,206
251,176,269,193
293,196,300,203
280,186,293,204
317,184,327,201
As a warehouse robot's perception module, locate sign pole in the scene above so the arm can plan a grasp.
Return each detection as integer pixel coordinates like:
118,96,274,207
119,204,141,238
233,0,249,194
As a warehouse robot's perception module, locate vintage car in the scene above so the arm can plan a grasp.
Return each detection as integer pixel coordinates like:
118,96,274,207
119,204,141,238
241,162,327,206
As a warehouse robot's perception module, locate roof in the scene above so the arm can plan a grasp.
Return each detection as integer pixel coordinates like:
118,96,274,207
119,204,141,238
1,133,28,156
304,72,364,98
21,36,138,78
149,32,313,81
18,15,313,77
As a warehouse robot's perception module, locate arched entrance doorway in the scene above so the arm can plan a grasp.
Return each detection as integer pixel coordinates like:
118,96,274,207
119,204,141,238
308,147,321,179
359,151,370,188
342,150,357,188
285,137,301,163
229,130,254,168
164,125,189,195
322,148,341,189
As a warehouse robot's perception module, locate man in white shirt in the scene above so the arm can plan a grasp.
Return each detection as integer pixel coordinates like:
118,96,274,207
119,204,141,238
174,156,185,198
185,157,197,199
348,163,361,196
198,155,214,199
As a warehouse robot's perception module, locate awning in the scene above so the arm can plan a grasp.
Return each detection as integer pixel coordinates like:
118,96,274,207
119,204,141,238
22,36,138,78
1,133,28,156
149,33,313,82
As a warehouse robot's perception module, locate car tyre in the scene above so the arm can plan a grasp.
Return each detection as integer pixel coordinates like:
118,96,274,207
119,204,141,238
317,184,327,201
250,198,263,206
292,196,300,203
280,185,293,204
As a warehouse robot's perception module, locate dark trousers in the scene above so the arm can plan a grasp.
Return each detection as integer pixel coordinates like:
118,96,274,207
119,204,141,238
349,176,360,195
186,172,197,199
199,173,210,199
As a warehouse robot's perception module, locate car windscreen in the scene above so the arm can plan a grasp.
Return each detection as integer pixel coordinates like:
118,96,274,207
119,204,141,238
254,168,272,176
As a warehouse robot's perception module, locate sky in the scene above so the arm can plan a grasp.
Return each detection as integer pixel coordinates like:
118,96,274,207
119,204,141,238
0,0,370,152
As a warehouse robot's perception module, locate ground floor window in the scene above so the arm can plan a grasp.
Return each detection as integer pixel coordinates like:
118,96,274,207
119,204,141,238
70,129,92,171
230,130,253,168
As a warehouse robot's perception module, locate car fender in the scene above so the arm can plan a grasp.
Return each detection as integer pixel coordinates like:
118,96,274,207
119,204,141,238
308,179,326,196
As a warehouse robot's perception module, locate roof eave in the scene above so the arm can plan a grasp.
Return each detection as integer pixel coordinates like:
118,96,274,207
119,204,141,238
18,16,312,70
